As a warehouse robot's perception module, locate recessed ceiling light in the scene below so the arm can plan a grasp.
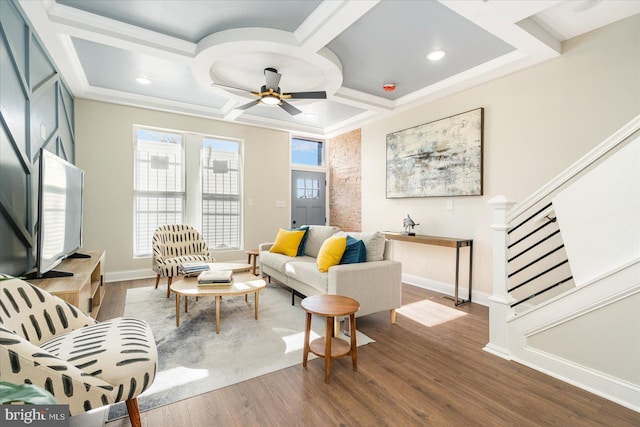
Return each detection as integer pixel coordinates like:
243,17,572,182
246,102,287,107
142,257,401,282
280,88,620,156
574,0,601,12
135,76,151,85
426,50,446,61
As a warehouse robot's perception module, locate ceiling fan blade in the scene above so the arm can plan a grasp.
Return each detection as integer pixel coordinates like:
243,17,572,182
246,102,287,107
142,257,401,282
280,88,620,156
264,68,282,90
212,82,254,93
236,100,260,110
279,100,302,116
283,91,327,99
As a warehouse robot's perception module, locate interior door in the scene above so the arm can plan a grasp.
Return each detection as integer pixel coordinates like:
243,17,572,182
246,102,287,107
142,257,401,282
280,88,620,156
291,170,326,227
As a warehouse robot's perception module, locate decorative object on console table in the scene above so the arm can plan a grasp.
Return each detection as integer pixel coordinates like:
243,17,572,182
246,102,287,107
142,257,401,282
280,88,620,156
386,108,484,198
402,214,419,236
383,233,473,306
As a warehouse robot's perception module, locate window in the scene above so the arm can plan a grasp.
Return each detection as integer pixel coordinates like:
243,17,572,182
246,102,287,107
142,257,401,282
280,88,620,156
201,138,241,250
133,128,243,256
291,137,323,166
133,128,184,257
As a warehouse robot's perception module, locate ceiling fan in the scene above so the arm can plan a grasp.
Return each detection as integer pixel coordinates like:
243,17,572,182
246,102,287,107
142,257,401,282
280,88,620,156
213,68,327,116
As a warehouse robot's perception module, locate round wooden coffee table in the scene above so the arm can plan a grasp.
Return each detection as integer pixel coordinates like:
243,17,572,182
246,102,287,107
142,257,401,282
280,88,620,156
301,294,360,384
170,272,266,334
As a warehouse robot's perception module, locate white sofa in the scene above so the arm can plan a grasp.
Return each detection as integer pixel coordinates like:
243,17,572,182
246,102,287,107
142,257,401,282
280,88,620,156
259,226,402,323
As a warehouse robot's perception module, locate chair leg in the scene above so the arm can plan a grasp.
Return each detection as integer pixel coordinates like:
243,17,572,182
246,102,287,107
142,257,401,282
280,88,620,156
155,274,160,289
166,276,173,298
125,397,141,427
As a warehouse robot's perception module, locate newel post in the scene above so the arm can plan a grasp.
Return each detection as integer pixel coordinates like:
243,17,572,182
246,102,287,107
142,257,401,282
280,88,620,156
483,195,516,360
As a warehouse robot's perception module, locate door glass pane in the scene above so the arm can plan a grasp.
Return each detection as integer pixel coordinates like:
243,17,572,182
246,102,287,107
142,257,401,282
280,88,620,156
297,178,320,199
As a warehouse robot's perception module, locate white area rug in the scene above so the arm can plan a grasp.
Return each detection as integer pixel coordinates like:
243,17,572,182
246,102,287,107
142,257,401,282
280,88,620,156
108,284,373,420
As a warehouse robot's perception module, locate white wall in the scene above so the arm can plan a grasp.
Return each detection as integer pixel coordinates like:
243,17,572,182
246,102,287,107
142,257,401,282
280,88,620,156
554,134,640,286
361,15,640,300
75,100,291,279
527,289,640,385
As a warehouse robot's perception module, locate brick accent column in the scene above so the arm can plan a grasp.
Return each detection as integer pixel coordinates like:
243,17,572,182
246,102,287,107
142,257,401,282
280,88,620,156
328,129,361,231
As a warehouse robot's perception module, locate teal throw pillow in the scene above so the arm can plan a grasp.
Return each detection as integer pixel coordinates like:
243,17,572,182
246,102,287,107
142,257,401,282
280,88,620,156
340,235,367,264
286,226,309,256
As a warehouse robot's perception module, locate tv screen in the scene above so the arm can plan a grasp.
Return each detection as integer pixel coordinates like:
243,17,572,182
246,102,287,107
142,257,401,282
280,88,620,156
36,149,84,277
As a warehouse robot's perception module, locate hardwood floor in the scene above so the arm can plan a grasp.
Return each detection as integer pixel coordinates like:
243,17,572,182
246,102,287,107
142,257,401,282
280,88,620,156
100,280,638,427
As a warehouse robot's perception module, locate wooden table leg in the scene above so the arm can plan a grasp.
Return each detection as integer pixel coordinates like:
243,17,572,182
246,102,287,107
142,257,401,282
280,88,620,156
303,312,311,367
215,295,221,334
175,294,180,327
350,314,357,371
254,291,259,319
185,296,188,312
325,316,333,384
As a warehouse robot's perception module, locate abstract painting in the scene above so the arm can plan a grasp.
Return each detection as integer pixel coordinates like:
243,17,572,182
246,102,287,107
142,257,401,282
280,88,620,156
386,108,483,198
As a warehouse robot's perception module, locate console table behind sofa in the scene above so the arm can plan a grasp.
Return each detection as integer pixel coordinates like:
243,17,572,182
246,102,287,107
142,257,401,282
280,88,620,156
383,233,472,306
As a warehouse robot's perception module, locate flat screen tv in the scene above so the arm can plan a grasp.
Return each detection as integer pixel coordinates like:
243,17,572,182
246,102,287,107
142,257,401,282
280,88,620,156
32,149,85,278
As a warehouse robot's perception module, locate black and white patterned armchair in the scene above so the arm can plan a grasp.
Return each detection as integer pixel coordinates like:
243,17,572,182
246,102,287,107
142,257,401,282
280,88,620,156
152,224,215,297
0,275,157,427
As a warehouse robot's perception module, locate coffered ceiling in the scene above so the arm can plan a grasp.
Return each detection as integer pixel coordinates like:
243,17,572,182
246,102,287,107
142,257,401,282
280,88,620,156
19,0,640,137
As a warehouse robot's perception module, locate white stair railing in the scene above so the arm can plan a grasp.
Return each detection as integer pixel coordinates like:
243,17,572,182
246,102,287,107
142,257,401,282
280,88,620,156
485,114,640,359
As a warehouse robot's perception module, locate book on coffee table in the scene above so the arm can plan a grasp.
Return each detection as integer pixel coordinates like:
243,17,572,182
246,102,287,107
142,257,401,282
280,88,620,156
197,270,232,286
181,262,210,275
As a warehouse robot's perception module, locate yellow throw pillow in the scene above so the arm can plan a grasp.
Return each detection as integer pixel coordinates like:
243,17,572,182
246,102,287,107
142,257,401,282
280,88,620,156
317,236,347,272
269,228,306,257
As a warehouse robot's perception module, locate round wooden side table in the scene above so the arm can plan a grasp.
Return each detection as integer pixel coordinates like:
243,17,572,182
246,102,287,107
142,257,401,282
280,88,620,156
301,294,360,384
245,249,259,275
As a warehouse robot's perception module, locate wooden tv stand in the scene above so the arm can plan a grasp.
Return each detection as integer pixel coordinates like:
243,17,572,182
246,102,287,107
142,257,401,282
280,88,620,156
28,250,106,319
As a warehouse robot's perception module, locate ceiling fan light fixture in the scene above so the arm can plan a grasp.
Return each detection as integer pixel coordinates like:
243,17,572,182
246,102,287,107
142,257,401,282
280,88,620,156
426,49,447,61
261,94,281,105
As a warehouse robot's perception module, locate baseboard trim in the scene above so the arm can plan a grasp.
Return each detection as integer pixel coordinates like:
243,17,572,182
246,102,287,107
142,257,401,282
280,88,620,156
483,343,512,360
106,269,156,283
513,347,640,413
402,273,490,307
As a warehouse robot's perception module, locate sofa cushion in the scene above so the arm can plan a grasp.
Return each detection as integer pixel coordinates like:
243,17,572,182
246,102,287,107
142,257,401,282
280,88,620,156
340,235,367,264
317,236,347,272
285,260,328,293
303,225,340,258
260,251,296,274
336,231,386,261
270,228,306,257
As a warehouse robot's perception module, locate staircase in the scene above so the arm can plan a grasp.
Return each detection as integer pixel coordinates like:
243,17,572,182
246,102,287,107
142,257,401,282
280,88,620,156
485,115,640,412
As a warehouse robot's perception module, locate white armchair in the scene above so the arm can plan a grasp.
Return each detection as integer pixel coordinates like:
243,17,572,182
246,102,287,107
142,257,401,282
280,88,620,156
0,275,157,427
151,224,215,297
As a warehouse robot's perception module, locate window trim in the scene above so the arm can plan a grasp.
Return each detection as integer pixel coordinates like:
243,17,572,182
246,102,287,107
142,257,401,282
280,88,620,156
133,126,186,258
